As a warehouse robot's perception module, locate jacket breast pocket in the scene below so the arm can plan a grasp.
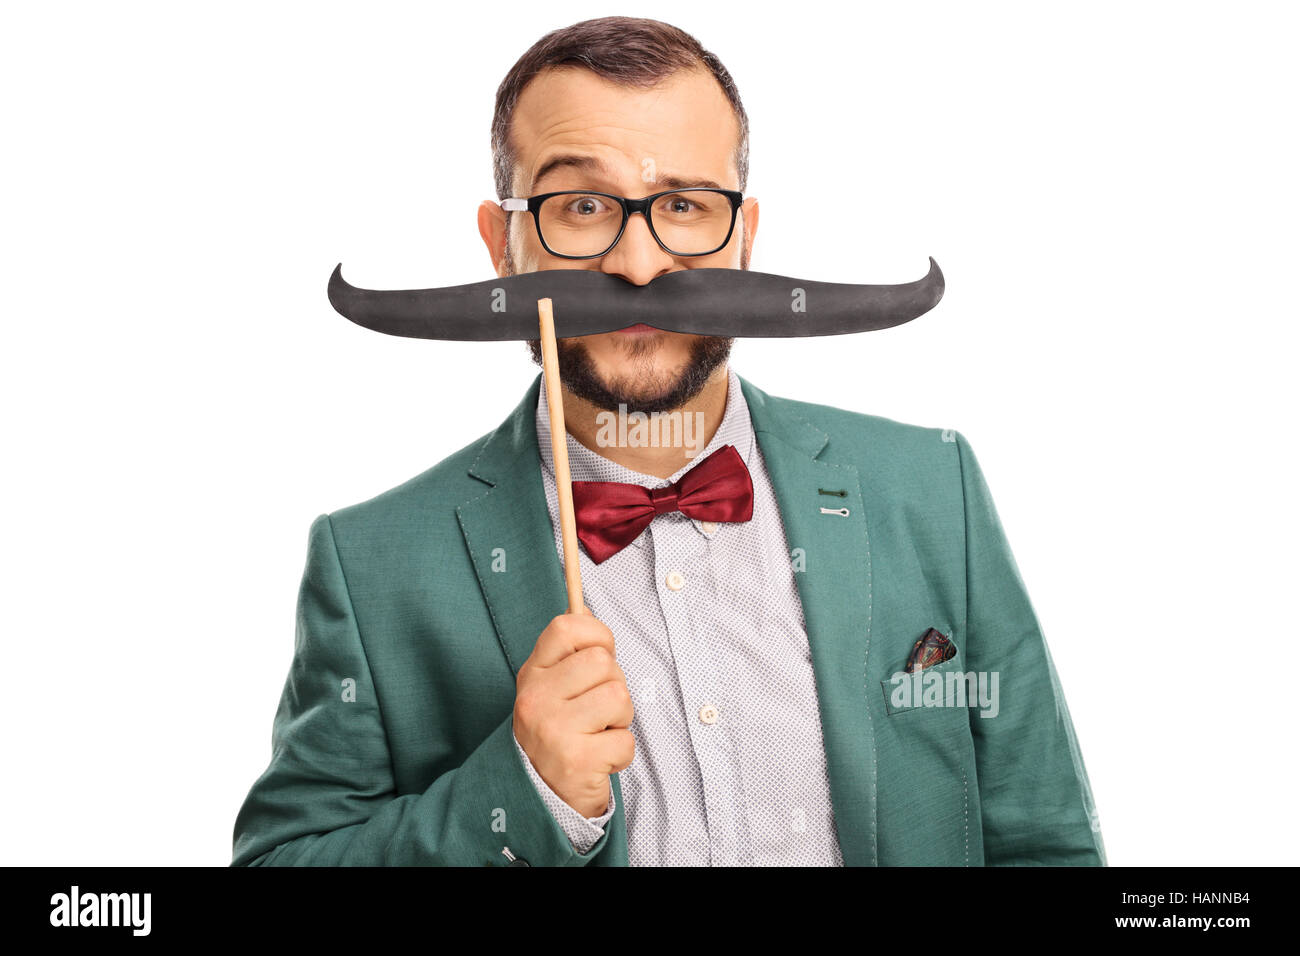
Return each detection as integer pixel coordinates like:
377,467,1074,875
879,643,970,717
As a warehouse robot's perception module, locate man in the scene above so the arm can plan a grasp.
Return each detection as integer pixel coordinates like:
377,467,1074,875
231,16,1105,867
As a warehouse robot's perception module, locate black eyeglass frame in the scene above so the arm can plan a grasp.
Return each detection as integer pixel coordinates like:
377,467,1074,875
500,187,745,260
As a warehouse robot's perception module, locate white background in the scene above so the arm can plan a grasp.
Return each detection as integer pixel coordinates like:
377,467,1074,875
2,0,1295,866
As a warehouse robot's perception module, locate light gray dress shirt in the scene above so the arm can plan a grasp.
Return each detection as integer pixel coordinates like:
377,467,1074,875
512,367,844,866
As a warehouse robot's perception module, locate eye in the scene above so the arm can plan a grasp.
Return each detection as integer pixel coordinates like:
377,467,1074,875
656,192,717,219
565,195,611,216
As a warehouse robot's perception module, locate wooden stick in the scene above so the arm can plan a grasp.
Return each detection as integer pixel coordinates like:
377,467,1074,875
537,297,586,614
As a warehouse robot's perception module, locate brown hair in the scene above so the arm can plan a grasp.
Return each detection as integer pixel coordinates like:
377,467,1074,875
491,16,749,200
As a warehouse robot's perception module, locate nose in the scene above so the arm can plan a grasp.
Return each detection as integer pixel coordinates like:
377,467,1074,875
598,210,675,286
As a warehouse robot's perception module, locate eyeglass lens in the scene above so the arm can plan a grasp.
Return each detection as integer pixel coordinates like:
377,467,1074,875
537,190,734,257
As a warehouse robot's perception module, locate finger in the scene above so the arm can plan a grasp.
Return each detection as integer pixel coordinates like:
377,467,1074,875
570,678,635,733
586,727,637,774
530,612,616,668
546,645,627,700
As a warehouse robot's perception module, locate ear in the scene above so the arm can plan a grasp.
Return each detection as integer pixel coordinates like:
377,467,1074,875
740,196,760,257
477,200,509,277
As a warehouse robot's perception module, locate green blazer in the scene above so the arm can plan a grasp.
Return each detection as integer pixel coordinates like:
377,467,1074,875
231,373,1105,867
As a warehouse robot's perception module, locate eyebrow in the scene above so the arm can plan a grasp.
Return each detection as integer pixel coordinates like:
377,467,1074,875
531,153,725,192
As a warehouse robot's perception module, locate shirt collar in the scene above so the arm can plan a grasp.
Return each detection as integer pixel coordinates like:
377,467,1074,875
536,366,756,546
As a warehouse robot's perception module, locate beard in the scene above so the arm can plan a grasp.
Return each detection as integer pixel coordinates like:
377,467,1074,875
526,331,733,414
509,230,745,414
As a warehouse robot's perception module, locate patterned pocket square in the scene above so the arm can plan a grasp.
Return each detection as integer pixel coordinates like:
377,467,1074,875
903,627,957,673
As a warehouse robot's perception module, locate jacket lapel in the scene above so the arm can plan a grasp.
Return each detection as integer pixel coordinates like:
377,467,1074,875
454,373,630,865
739,375,879,866
455,374,566,674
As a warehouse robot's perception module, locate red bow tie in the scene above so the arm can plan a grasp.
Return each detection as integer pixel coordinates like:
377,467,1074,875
569,444,754,564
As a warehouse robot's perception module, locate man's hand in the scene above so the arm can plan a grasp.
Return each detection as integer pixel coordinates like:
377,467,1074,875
513,610,635,817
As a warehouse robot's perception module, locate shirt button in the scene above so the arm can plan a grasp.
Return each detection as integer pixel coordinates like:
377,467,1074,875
698,703,719,725
701,521,718,534
665,570,686,591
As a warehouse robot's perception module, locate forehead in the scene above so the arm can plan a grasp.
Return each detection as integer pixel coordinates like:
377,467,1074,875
510,65,740,192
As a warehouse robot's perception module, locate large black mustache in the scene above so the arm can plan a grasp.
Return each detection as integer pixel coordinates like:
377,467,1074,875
326,259,943,341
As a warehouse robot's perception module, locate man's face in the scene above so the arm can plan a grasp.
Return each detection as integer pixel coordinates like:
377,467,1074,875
478,65,760,414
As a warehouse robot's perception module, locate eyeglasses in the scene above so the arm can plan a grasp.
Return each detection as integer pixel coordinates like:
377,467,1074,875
500,187,744,259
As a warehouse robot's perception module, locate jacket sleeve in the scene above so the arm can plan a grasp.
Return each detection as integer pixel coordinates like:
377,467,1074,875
230,513,614,867
955,432,1106,866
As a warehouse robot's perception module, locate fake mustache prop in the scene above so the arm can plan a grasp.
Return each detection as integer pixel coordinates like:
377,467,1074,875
326,258,944,341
